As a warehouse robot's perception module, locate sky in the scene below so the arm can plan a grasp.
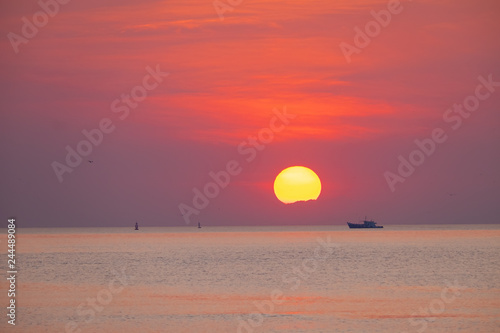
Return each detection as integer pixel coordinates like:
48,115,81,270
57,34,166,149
0,0,499,227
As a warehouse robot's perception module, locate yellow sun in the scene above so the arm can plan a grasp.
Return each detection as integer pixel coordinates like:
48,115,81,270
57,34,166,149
273,166,321,204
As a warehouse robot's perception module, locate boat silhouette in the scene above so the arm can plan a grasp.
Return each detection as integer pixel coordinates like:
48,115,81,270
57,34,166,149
347,219,383,228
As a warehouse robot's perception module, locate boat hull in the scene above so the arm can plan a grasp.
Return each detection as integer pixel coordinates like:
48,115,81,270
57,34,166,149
347,222,383,229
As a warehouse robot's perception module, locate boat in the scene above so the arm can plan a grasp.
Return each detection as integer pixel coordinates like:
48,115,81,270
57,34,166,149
197,222,201,229
347,219,383,228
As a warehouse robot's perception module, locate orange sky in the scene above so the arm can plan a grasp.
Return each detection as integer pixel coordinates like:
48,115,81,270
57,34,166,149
0,0,499,226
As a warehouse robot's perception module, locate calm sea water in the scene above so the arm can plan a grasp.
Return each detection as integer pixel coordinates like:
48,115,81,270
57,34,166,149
1,225,499,332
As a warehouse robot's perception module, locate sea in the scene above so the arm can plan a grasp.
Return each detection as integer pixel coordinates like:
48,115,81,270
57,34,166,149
1,224,499,333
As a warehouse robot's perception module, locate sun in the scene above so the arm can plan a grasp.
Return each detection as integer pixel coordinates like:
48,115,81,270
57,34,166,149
273,166,322,204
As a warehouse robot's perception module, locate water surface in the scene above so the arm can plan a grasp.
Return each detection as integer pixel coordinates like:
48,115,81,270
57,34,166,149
1,224,499,332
